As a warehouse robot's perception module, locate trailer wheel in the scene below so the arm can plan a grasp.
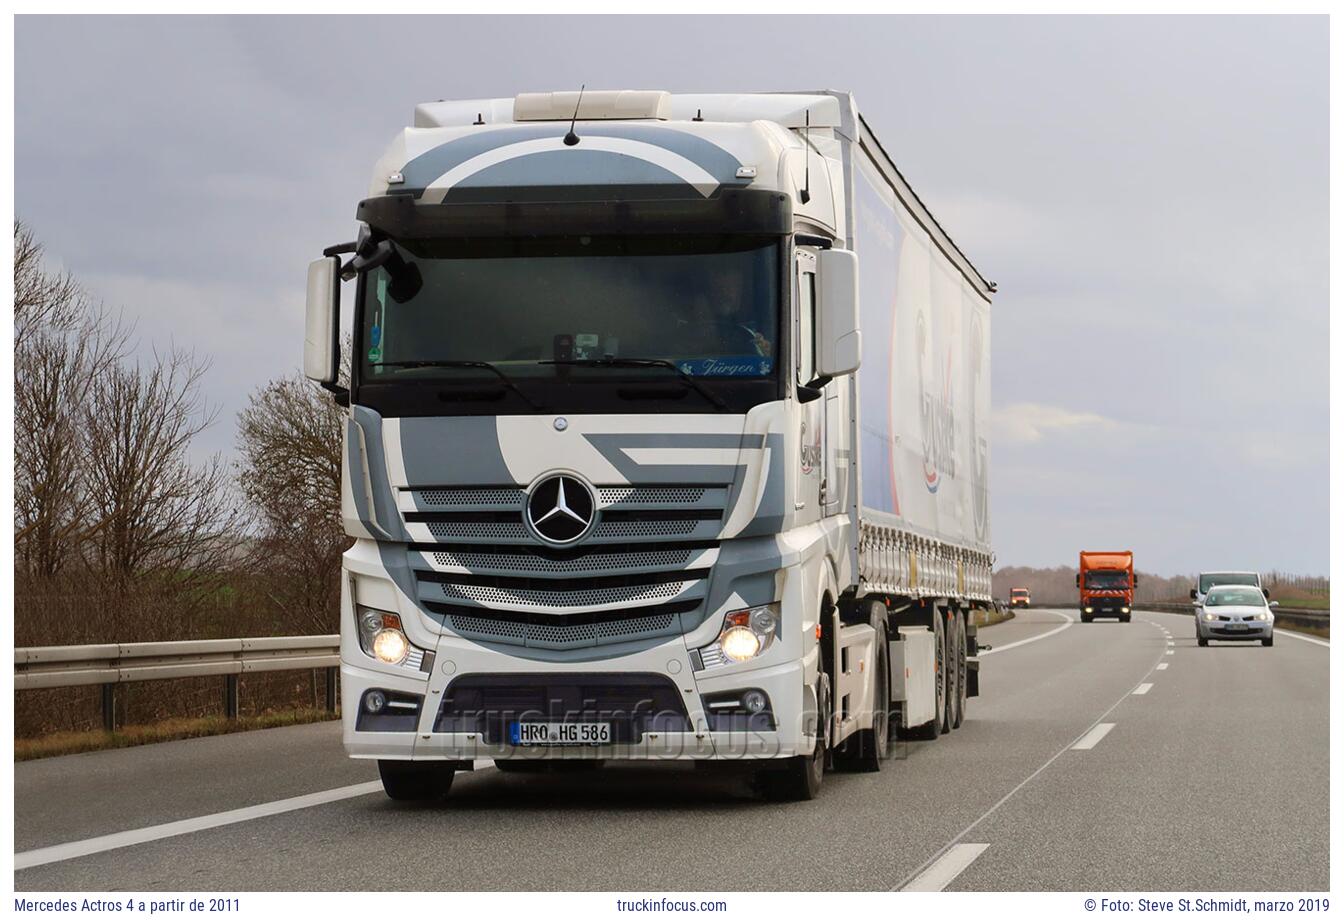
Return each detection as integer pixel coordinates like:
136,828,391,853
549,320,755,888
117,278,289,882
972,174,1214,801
760,678,828,801
377,760,455,802
952,611,968,729
897,606,944,741
940,608,956,734
834,602,891,771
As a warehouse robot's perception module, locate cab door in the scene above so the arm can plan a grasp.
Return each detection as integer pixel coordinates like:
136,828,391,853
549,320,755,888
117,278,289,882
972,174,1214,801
795,249,825,520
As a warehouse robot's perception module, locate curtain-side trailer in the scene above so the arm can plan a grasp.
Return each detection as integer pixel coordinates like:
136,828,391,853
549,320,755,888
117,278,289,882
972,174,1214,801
303,89,995,802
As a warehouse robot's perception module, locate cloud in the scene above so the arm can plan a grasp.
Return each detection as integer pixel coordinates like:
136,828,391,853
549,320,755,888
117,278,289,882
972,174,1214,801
993,402,1120,445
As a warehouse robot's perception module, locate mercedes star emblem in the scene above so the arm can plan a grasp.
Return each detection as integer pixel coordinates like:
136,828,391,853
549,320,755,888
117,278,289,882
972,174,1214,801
525,474,596,544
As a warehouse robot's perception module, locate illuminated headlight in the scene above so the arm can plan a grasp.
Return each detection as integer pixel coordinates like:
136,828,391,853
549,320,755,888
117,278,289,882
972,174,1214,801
357,607,411,665
1203,612,1217,622
700,603,779,668
1248,612,1268,621
1084,607,1094,614
1121,606,1130,614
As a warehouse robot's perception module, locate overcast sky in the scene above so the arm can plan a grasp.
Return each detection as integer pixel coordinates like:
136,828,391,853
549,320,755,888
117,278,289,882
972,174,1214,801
14,15,1328,575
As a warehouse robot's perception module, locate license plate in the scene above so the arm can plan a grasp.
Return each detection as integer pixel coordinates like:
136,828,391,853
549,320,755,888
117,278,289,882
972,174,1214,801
510,721,611,746
1227,623,1248,631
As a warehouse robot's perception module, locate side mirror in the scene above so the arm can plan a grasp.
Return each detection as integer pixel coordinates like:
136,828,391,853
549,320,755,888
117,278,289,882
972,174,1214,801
304,256,340,385
1189,588,1197,600
816,248,860,378
1269,601,1280,607
1133,573,1140,586
1075,574,1080,587
1262,588,1270,598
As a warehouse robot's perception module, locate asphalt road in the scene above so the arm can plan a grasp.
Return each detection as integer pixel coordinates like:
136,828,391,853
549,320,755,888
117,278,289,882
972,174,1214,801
13,609,1329,891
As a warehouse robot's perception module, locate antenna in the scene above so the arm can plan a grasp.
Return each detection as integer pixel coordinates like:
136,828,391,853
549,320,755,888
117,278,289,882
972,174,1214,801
800,108,812,204
563,84,586,147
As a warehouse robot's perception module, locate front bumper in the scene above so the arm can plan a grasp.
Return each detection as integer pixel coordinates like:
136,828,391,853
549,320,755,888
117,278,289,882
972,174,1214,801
1199,620,1272,640
342,634,810,763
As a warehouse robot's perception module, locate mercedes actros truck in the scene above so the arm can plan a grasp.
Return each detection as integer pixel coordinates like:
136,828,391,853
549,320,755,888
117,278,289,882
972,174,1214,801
304,90,996,801
1077,550,1136,622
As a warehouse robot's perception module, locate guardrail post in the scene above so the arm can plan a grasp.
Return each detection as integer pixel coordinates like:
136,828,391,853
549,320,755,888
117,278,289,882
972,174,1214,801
224,674,239,720
101,684,116,732
324,667,338,713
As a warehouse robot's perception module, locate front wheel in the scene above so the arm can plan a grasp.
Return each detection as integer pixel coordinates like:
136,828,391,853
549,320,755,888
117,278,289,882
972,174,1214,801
1197,636,1208,647
1262,635,1274,647
760,679,828,801
377,760,456,802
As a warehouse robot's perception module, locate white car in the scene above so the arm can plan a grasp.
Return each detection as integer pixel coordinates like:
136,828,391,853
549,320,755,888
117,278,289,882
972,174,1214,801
1195,585,1278,647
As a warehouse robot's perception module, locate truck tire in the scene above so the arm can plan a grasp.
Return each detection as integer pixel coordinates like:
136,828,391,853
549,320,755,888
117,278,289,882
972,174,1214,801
952,610,967,729
941,608,955,734
760,678,828,801
834,603,891,772
897,608,945,741
377,760,455,802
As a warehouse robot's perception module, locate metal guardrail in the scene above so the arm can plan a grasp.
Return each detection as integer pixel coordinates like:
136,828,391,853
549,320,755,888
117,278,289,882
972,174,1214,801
1136,603,1328,636
15,635,340,730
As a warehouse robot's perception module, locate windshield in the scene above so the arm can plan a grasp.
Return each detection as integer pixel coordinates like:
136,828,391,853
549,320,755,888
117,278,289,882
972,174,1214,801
1011,589,1029,597
359,236,779,383
1199,573,1258,593
1085,570,1130,589
1206,587,1266,607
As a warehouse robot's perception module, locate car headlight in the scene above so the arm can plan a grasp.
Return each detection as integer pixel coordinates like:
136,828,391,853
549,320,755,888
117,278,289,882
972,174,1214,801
357,607,411,665
700,603,779,667
1203,612,1217,621
1248,612,1267,621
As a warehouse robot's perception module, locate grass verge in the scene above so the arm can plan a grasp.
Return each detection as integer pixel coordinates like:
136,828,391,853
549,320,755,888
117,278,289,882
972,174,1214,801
15,708,339,762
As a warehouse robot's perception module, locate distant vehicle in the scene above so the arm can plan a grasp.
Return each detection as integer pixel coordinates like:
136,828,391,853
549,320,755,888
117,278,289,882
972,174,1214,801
1009,588,1031,609
1196,585,1278,647
1191,571,1264,606
1077,550,1136,622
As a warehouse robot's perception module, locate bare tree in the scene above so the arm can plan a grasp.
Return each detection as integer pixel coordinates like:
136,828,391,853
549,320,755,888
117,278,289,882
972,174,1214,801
13,222,128,579
80,349,241,592
235,367,350,633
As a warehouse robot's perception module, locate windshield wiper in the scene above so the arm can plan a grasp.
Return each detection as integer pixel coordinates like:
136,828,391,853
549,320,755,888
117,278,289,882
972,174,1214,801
539,358,730,412
374,360,543,410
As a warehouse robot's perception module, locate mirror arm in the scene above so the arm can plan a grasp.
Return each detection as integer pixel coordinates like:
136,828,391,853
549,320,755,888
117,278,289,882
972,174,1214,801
323,241,358,257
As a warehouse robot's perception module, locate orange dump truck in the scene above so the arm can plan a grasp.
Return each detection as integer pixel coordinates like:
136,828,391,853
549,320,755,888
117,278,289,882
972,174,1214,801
1077,551,1136,622
1009,587,1031,609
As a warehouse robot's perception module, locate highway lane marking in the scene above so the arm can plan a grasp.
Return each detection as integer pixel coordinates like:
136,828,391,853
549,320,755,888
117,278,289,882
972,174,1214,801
1071,723,1115,750
979,610,1073,657
900,843,990,891
1165,650,1174,655
1156,662,1169,670
16,760,498,870
14,782,385,870
893,630,1169,891
1277,630,1330,648
1133,683,1153,695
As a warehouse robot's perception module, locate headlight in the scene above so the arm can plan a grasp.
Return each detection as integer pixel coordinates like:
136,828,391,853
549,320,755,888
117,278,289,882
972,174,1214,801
700,603,779,668
356,607,411,665
1203,612,1217,621
1084,607,1094,614
1121,606,1130,614
1248,612,1267,621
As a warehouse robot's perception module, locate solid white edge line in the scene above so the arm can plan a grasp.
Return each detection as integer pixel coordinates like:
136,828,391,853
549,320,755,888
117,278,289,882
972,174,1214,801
18,760,500,871
1133,683,1153,695
1071,723,1115,750
900,843,990,891
15,782,385,870
1276,629,1330,648
979,609,1074,656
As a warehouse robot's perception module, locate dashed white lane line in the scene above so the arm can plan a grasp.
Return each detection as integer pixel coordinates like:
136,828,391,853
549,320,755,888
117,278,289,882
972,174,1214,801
1278,629,1330,648
979,609,1074,656
901,843,991,891
1133,683,1154,695
1165,650,1174,655
1071,723,1115,750
1156,662,1169,670
18,761,497,870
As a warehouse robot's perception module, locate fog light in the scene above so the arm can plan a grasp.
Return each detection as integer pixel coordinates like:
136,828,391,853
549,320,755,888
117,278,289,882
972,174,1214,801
372,628,409,665
720,627,761,663
363,689,387,714
742,690,768,714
